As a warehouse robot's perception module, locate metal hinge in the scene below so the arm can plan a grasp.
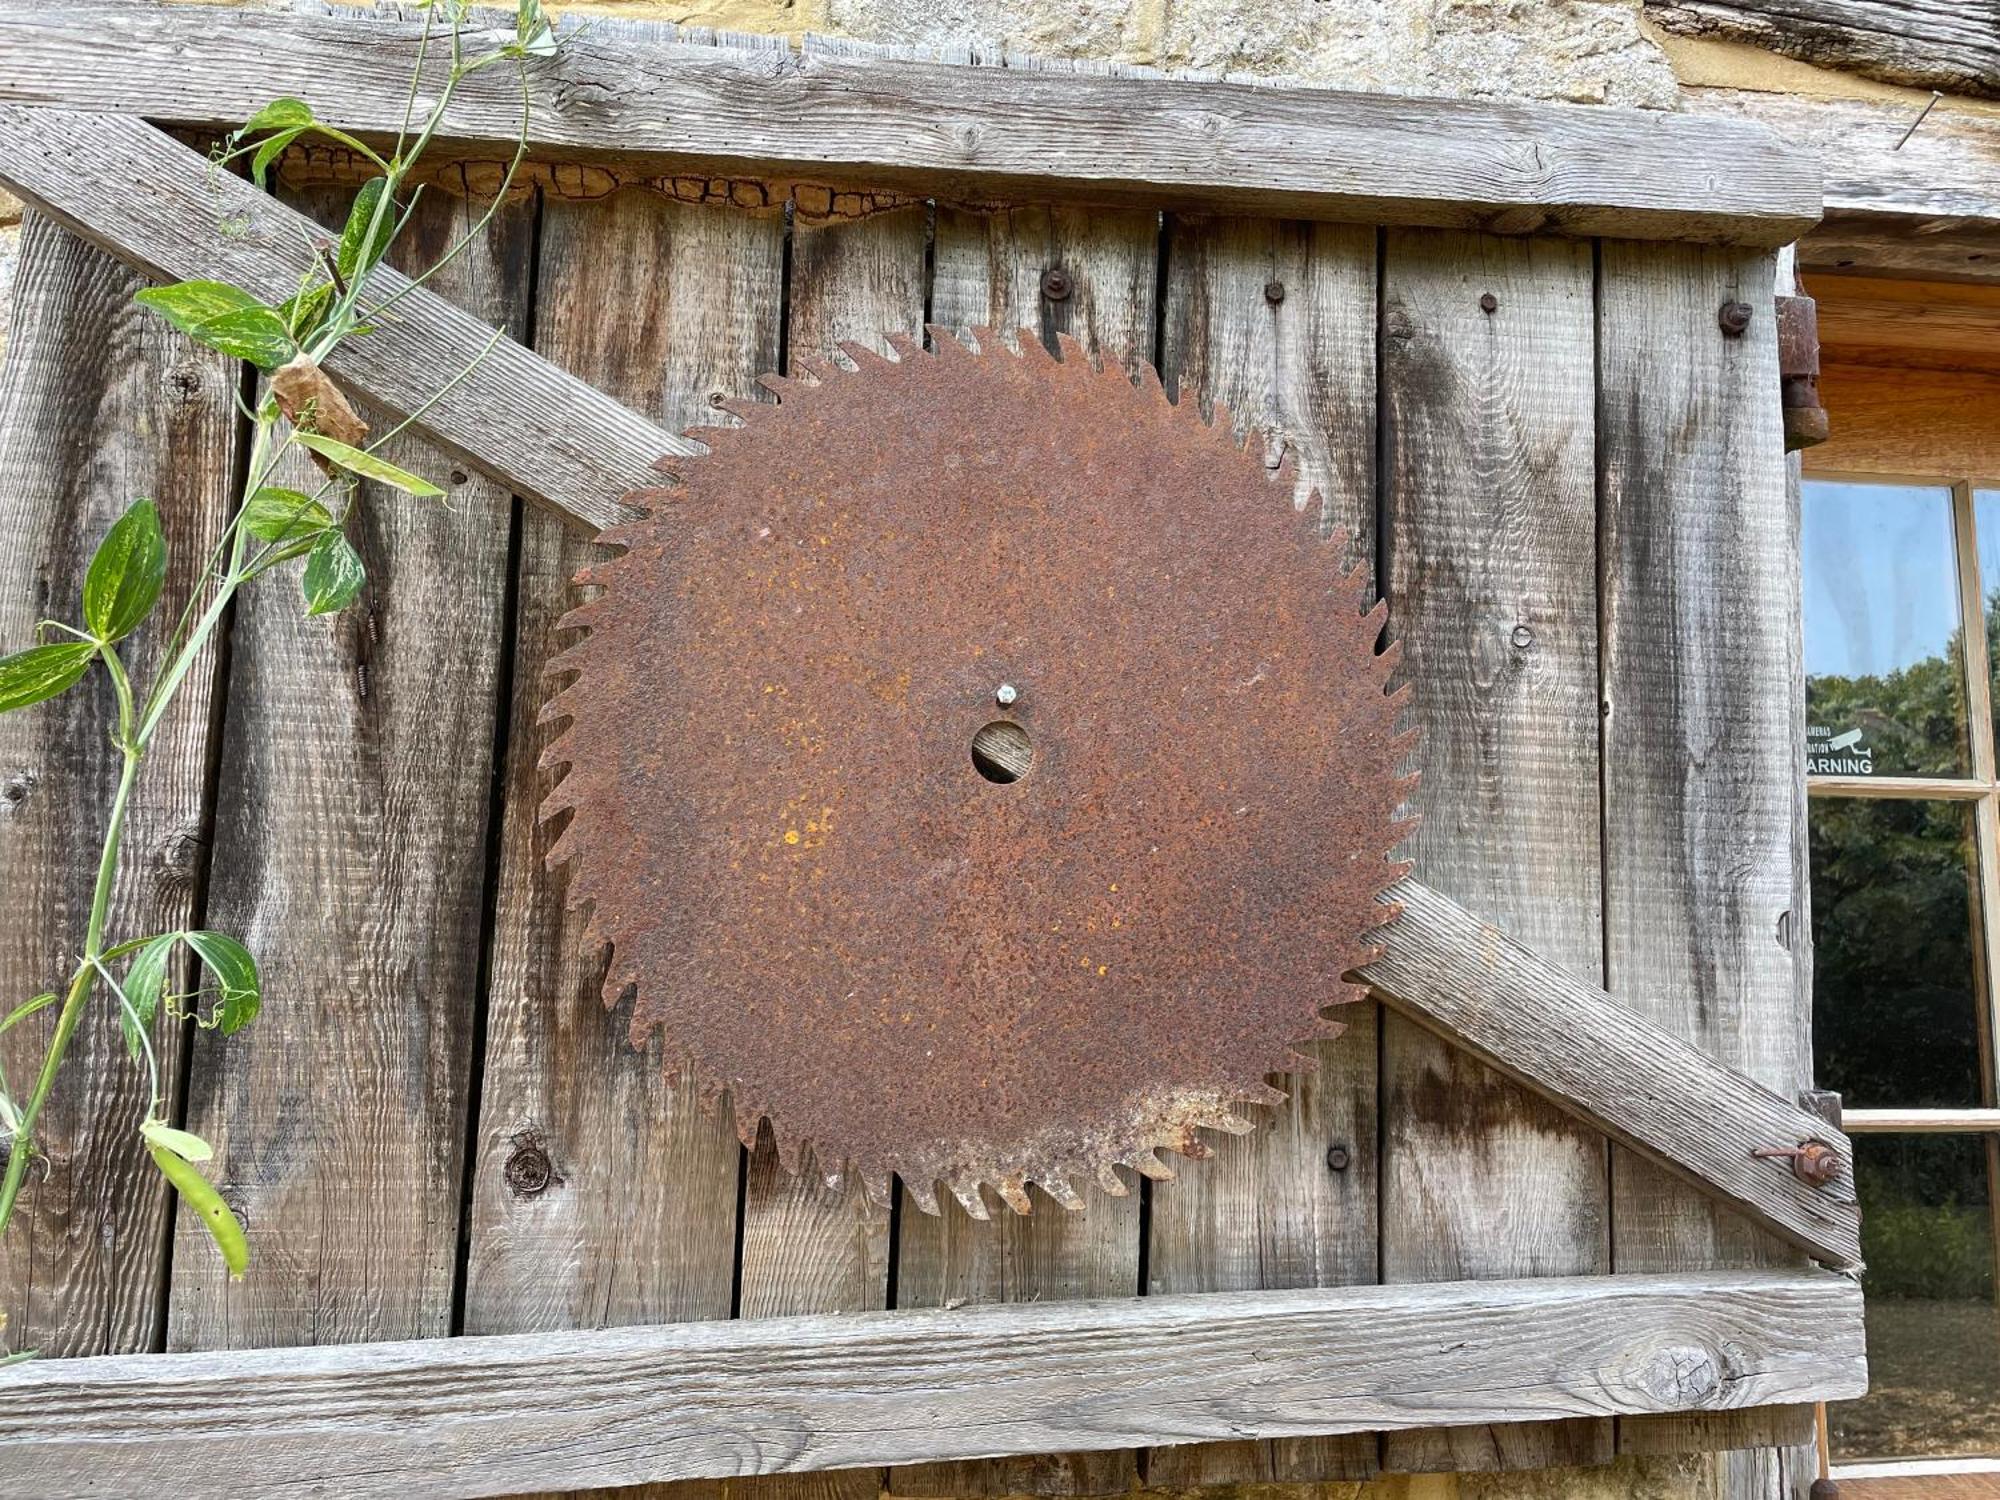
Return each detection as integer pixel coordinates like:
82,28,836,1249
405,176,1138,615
1777,294,1829,452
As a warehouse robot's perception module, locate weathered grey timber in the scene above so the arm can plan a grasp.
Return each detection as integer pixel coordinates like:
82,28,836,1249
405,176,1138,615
0,215,238,1358
1145,211,1381,1489
0,1269,1865,1500
1649,0,2000,100
0,104,673,529
1359,879,1860,1273
1377,227,1610,1474
0,4,1820,246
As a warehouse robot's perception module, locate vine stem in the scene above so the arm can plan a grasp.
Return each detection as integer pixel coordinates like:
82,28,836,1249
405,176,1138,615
0,747,143,1234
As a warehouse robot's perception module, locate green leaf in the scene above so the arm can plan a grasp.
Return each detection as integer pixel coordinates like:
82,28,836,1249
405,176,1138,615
243,487,334,563
279,281,334,344
147,1143,248,1280
118,934,178,1060
184,931,260,1034
291,433,444,497
242,97,314,134
139,1119,214,1164
301,531,366,617
0,642,96,714
82,499,168,644
134,282,295,370
0,993,56,1035
251,124,309,189
134,280,263,332
186,306,296,372
337,177,391,282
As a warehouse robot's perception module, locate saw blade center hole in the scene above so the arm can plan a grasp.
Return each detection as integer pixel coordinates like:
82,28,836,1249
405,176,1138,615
971,720,1033,784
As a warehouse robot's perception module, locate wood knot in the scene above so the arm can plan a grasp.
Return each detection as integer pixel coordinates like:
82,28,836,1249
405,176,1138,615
503,1133,560,1198
1641,1343,1722,1408
0,769,36,812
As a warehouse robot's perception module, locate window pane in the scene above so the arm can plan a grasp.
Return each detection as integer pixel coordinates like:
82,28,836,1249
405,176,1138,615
1811,798,1986,1109
1976,488,2000,753
1832,1133,2000,1462
1804,479,1970,777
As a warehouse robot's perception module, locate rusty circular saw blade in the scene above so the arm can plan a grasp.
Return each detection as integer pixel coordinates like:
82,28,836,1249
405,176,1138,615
541,327,1415,1219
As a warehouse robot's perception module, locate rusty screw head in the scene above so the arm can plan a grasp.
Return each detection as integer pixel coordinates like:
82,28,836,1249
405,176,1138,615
1040,266,1074,302
1263,280,1286,306
1718,300,1753,336
1478,292,1498,315
1326,1143,1351,1172
504,1139,555,1197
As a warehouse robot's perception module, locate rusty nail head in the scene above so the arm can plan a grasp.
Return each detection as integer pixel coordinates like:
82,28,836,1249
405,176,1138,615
1510,625,1533,649
1478,292,1498,314
1719,300,1753,336
1326,1143,1351,1172
995,682,1018,706
1263,280,1286,305
1752,1138,1843,1189
504,1139,555,1197
1040,266,1074,302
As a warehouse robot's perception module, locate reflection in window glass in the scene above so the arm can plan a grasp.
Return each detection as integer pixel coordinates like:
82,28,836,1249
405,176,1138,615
1811,799,1985,1109
1833,1133,2000,1462
1976,489,2000,752
1804,480,1969,777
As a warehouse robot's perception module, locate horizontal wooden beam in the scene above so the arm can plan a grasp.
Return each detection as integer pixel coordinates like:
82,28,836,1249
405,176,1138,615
0,3,1820,246
1361,879,1863,1271
1685,86,2000,283
0,1269,1865,1499
0,103,674,530
0,112,1862,1270
1648,0,2000,101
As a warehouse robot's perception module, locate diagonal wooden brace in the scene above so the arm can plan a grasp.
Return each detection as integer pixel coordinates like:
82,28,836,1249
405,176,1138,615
0,106,1861,1272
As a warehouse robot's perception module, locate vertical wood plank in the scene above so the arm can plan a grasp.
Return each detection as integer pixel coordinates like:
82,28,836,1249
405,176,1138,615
1143,212,1379,1489
883,196,1157,1500
1378,229,1611,1474
461,183,782,1339
166,181,528,1349
727,171,927,1500
1599,242,1818,1482
0,212,237,1356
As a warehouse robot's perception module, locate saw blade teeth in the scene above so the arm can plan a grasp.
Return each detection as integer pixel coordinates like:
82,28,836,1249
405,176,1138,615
996,1177,1034,1215
948,1180,991,1221
1016,326,1056,362
881,330,926,362
859,1169,893,1210
790,351,837,383
965,324,1001,356
1130,1149,1175,1182
903,1177,942,1216
1096,1161,1129,1196
1052,330,1090,369
837,339,893,370
926,323,976,359
1042,1175,1085,1211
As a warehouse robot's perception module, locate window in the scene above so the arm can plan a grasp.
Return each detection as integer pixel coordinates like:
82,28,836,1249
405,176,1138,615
1805,476,2000,1469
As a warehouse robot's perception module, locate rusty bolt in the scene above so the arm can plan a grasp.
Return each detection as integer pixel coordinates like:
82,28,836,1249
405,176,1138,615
1718,300,1753,336
1325,1143,1351,1172
1040,266,1074,302
1751,1138,1843,1189
1478,292,1499,315
1263,280,1286,305
504,1139,555,1197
